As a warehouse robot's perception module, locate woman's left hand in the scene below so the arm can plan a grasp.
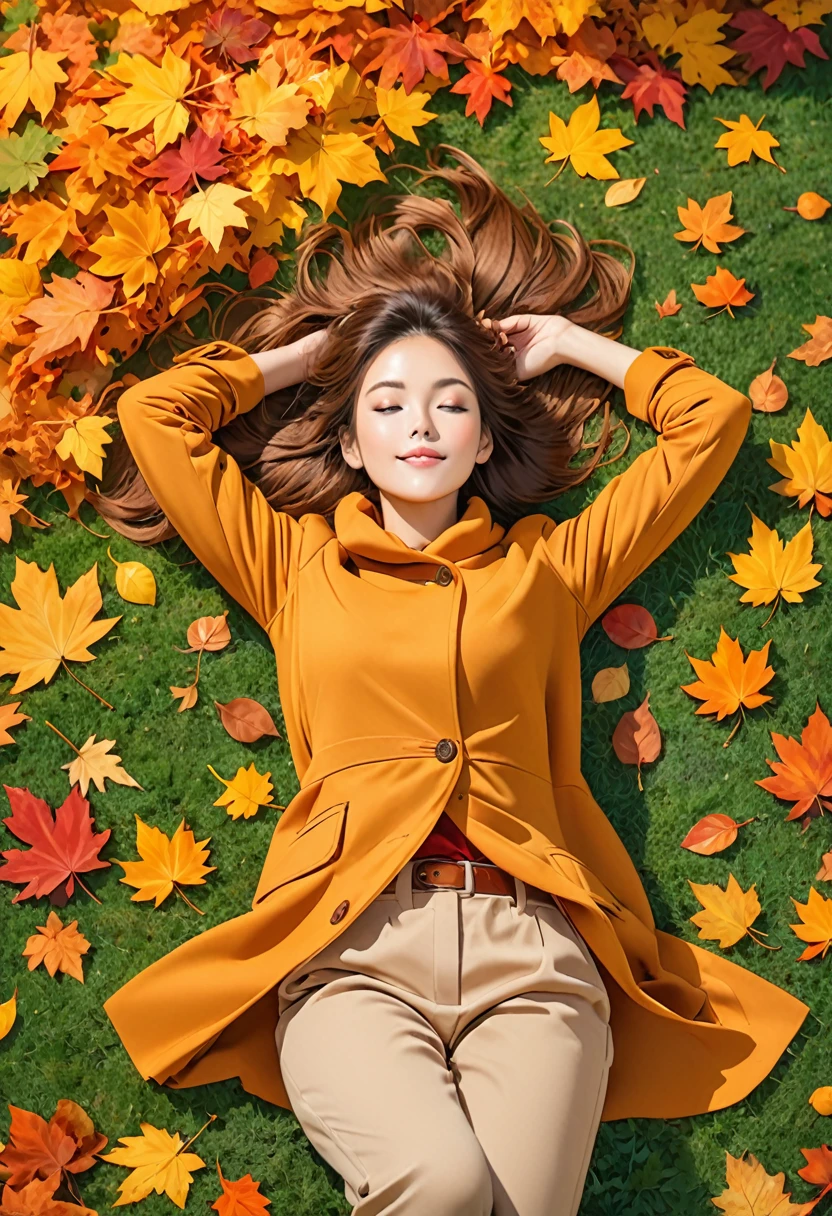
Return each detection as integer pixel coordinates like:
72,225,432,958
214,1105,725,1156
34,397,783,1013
495,314,573,380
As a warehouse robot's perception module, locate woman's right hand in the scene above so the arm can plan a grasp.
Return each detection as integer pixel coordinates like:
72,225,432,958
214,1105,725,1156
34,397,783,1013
250,329,330,396
295,328,330,381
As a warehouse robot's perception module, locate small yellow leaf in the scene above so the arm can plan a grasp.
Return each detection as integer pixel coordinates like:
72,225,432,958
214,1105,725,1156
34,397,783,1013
809,1085,832,1115
604,177,646,207
100,1121,207,1207
107,544,157,605
0,987,18,1040
591,663,630,702
206,761,275,821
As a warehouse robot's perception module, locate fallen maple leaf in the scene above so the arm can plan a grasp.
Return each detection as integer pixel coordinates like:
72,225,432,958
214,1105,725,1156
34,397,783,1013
0,785,111,906
680,812,756,855
206,761,277,820
0,47,68,129
87,196,172,298
0,987,17,1041
229,71,310,148
203,7,271,66
655,289,682,318
550,19,621,93
274,126,386,221
211,1160,271,1216
0,1100,108,1189
609,51,687,128
680,625,775,744
767,408,832,516
601,604,673,648
101,1118,211,1208
112,814,216,913
591,662,630,703
783,191,831,220
19,271,116,366
726,513,822,619
642,9,736,92
539,93,633,181
749,359,788,412
690,266,754,318
363,10,469,92
611,692,661,791
729,9,829,90
714,112,784,171
688,872,775,949
788,315,832,366
0,700,31,746
374,84,437,143
0,557,121,702
789,887,832,961
796,1142,832,1207
449,59,512,126
54,415,114,481
712,1150,817,1214
755,701,832,827
50,726,144,796
139,126,229,193
22,910,90,982
100,47,192,151
674,191,745,254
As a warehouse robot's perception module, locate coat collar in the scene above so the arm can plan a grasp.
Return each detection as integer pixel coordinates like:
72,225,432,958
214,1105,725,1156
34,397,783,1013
333,490,506,565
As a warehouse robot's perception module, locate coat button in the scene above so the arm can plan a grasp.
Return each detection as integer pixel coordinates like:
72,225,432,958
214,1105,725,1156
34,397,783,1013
330,900,350,924
434,565,453,586
434,738,458,762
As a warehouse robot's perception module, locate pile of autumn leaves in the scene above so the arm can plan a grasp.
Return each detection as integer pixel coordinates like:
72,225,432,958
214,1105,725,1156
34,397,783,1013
1,0,831,533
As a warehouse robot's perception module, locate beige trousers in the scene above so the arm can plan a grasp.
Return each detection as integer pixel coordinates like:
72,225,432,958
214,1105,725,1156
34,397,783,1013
274,860,614,1216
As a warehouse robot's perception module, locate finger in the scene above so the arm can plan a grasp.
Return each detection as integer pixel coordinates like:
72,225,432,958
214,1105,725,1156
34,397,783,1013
496,315,529,334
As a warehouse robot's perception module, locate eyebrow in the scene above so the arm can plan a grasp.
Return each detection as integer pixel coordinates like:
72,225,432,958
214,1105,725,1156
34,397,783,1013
366,377,474,393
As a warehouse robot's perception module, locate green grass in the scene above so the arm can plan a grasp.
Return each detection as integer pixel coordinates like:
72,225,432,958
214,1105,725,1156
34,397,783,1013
2,40,832,1216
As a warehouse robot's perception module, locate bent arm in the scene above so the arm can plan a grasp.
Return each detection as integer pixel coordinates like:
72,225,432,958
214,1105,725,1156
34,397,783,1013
116,339,304,632
543,345,752,632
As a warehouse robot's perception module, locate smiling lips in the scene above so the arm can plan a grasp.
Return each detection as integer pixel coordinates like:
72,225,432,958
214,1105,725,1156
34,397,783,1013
399,447,445,466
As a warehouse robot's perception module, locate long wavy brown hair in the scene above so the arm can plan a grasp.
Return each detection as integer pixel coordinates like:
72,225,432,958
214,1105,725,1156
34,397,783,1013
87,145,634,540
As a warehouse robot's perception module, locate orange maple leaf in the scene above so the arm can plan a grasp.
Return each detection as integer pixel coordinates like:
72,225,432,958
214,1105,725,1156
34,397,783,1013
789,887,832,961
19,271,116,366
655,289,682,318
550,18,622,93
449,58,512,125
712,1150,818,1214
755,701,832,827
690,266,754,317
788,314,832,366
681,625,775,744
22,910,91,982
211,1160,271,1216
0,1100,108,1189
363,10,468,92
674,191,745,254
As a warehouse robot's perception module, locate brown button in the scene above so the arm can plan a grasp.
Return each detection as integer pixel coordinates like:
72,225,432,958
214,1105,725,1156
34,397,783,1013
330,900,350,924
434,738,457,762
434,565,453,586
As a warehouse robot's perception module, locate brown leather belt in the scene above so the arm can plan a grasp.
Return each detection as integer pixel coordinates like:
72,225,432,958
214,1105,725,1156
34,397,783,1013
382,857,555,903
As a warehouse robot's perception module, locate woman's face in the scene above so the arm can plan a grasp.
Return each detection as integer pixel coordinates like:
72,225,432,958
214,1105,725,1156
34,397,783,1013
339,334,493,503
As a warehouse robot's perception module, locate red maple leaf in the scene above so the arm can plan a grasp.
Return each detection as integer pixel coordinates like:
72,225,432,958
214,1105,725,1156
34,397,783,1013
610,51,687,129
0,1101,108,1189
138,126,229,194
202,5,271,65
728,10,828,91
755,702,832,828
363,10,469,92
0,784,111,905
449,58,513,125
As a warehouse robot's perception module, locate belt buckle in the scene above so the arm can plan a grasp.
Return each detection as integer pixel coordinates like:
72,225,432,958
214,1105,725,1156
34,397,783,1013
460,858,476,897
415,857,477,896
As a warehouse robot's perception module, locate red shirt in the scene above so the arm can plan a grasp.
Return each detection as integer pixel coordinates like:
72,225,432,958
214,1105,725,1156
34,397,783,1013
412,811,491,862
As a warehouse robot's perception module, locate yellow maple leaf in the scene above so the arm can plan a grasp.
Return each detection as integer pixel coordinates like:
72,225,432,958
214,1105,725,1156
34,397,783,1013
375,85,437,144
688,873,771,950
642,10,736,93
273,127,386,220
305,61,377,130
767,408,832,516
59,732,144,797
0,47,68,127
465,0,600,42
540,93,633,181
0,557,121,696
54,415,114,480
714,113,783,170
22,910,90,982
100,1121,207,1208
87,197,171,298
726,512,822,611
207,761,275,820
6,199,77,267
112,814,216,913
230,71,310,147
763,0,832,30
101,47,191,151
174,182,252,254
789,887,832,961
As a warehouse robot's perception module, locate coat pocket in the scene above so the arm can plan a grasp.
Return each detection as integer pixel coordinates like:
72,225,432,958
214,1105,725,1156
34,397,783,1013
261,801,349,895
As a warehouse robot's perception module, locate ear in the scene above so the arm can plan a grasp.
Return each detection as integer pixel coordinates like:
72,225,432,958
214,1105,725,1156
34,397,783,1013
339,424,364,470
475,422,494,465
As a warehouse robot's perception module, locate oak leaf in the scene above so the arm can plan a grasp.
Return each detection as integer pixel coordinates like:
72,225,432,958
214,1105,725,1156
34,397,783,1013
728,9,828,90
688,873,774,949
22,910,91,982
0,1100,108,1189
539,93,633,181
712,1150,817,1214
727,513,822,610
680,813,756,856
749,359,788,413
0,557,121,697
789,887,832,961
755,701,832,827
788,315,832,366
206,761,277,820
601,603,672,648
714,113,783,170
655,289,682,319
611,692,661,792
0,785,111,906
609,52,687,128
767,408,832,516
680,626,774,737
112,814,216,913
690,266,754,318
674,191,745,254
100,1121,206,1208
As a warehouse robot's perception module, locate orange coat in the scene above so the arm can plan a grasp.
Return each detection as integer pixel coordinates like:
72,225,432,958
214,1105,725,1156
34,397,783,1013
103,339,810,1121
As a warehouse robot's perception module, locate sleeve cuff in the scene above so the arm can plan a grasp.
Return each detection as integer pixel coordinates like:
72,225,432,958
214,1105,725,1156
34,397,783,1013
172,340,266,415
623,346,696,423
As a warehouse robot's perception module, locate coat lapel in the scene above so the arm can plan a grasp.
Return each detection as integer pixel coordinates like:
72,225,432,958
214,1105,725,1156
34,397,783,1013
333,490,506,565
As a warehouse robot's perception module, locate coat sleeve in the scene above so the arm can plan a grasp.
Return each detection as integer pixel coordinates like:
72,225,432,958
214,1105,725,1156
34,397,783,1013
116,338,302,633
542,346,752,632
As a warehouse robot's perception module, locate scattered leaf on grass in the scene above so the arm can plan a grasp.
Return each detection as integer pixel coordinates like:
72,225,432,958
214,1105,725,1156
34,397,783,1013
101,1118,212,1208
688,873,775,949
755,701,832,828
788,315,832,366
611,692,661,791
767,408,832,516
680,625,775,745
714,112,784,170
539,94,633,181
214,697,281,743
691,266,754,317
106,545,157,605
727,514,822,614
0,785,111,907
604,177,646,207
674,191,745,253
0,700,31,747
591,663,630,703
0,988,17,1040
22,910,90,982
211,1160,272,1216
655,289,682,318
749,359,788,412
0,1099,108,1188
112,814,215,914
601,604,673,648
784,191,831,220
789,887,832,961
680,813,756,855
207,762,278,820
